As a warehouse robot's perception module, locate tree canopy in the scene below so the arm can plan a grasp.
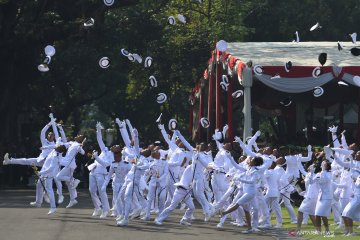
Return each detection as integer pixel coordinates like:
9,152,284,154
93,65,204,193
1,0,359,148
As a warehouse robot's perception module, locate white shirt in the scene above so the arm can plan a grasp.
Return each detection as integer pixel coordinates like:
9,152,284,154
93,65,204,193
91,150,113,175
39,150,61,178
333,170,353,199
303,172,319,199
192,151,212,179
234,167,260,193
175,164,193,190
104,161,131,185
147,158,168,183
314,171,333,200
264,169,281,198
213,149,232,173
61,141,85,169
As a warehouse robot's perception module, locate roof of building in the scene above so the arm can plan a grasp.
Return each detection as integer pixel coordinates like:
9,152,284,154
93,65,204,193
227,42,360,66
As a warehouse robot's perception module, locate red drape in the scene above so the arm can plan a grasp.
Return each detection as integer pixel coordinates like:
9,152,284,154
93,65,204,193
216,51,222,129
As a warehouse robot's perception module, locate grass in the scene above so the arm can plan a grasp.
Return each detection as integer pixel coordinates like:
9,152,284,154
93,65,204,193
276,207,359,239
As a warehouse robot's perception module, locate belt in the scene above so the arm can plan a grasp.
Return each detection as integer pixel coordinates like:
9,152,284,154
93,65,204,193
177,185,187,191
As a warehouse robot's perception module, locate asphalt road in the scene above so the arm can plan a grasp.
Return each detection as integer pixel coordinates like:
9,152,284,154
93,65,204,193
0,189,297,240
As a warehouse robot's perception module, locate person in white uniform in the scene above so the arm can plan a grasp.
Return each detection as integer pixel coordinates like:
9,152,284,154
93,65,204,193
154,152,200,226
3,114,64,206
117,127,149,226
313,160,333,235
38,144,67,214
296,164,319,232
56,133,85,208
142,150,168,220
87,122,113,218
263,161,283,228
217,156,263,234
342,176,360,236
176,132,214,221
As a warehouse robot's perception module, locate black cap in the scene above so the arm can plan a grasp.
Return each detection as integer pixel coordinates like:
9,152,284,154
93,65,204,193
318,53,327,66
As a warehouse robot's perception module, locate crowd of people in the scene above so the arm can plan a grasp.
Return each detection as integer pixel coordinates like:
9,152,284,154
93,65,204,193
2,114,360,237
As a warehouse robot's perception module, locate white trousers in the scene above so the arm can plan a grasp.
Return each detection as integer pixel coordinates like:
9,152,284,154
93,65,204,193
9,158,42,166
43,177,56,208
89,173,109,212
145,179,166,218
56,167,77,201
213,185,236,211
157,187,195,222
265,196,282,224
165,169,180,207
113,181,125,216
193,177,211,214
281,192,297,222
331,197,341,223
256,192,270,224
211,173,228,204
123,181,146,220
10,158,63,200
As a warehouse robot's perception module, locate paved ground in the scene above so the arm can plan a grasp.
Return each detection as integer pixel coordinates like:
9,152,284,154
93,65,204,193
0,189,298,240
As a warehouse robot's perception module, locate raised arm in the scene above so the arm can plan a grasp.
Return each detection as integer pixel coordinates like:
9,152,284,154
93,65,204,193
341,131,349,149
299,145,313,162
247,130,261,150
234,136,256,157
132,128,140,156
49,113,60,140
96,122,107,152
93,151,110,168
158,124,177,150
228,155,247,171
57,124,68,143
328,125,340,147
212,130,223,150
125,119,136,142
116,118,131,148
332,153,351,168
40,121,52,146
174,130,193,152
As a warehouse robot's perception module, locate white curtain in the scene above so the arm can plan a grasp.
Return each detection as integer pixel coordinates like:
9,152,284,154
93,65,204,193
254,73,334,93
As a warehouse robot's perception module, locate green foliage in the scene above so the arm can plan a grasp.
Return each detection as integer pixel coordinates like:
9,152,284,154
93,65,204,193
1,0,360,146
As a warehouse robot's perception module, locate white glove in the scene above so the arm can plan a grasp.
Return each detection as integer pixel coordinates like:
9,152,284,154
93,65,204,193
49,113,57,123
307,145,312,152
234,136,244,145
328,125,337,133
222,124,228,135
255,130,261,137
132,128,138,137
158,124,165,130
115,118,121,126
96,122,104,130
212,134,216,141
327,126,333,132
119,120,126,128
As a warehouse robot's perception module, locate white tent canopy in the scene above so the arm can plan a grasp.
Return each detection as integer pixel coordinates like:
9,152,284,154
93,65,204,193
223,42,360,139
227,42,360,67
